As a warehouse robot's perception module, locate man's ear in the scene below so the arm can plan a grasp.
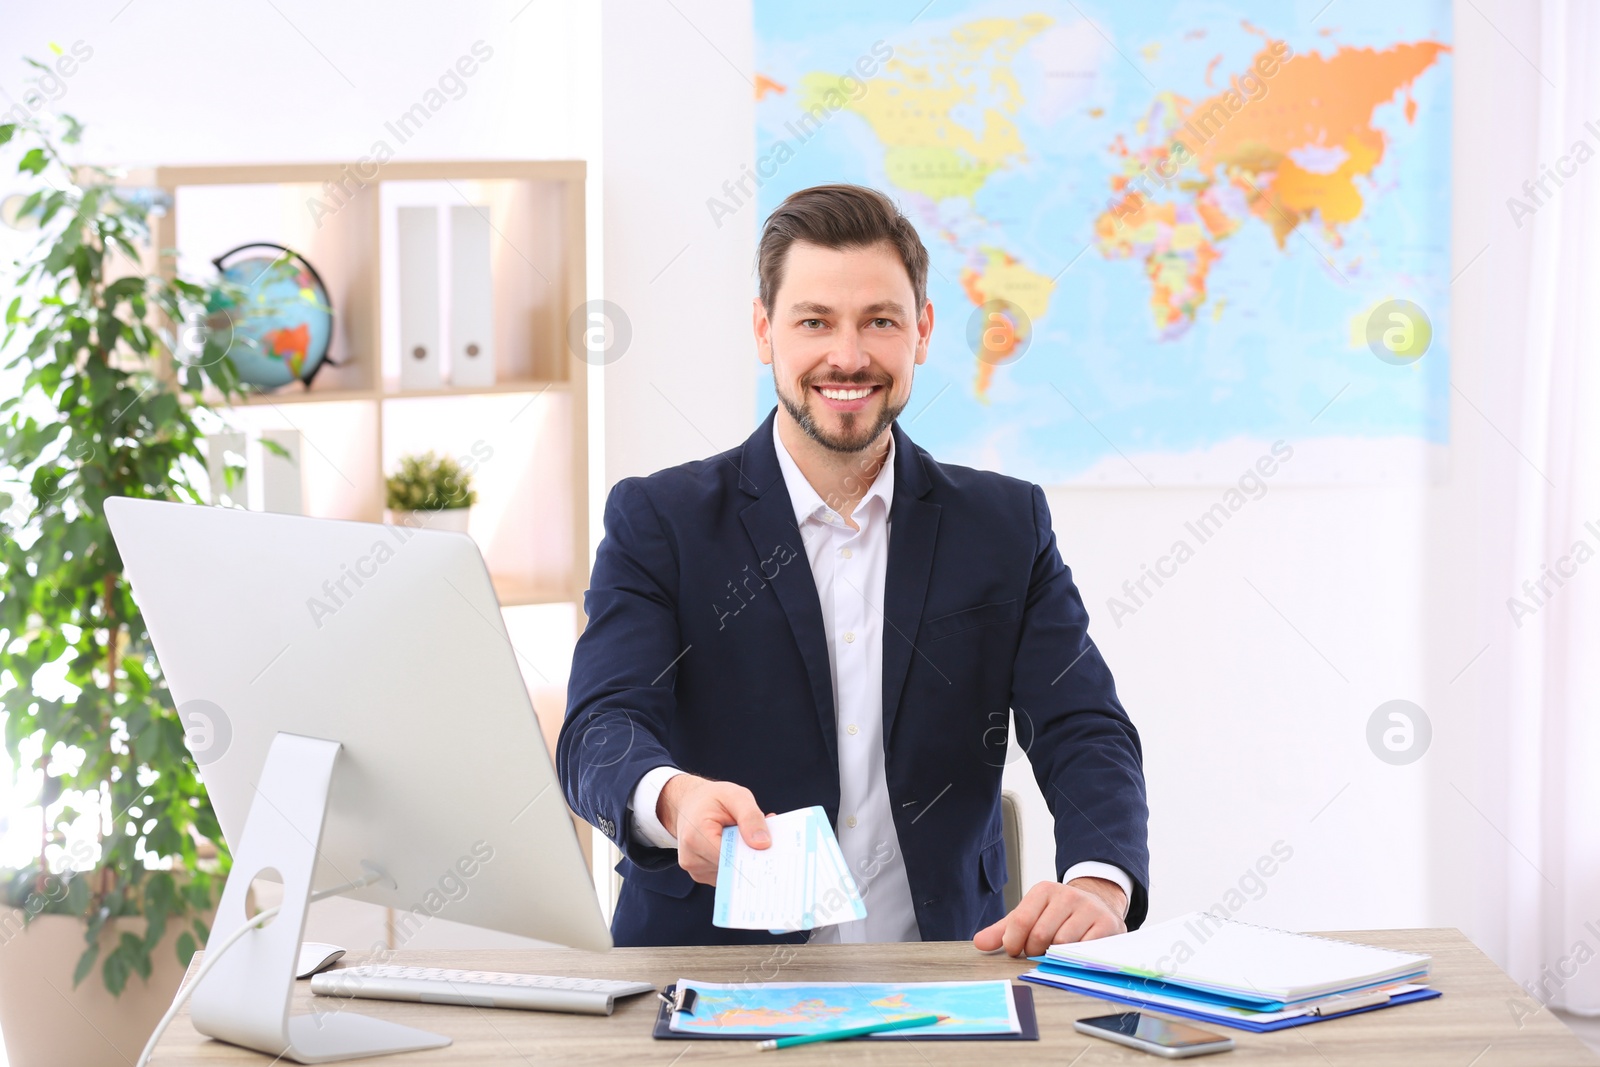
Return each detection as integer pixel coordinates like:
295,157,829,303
753,296,774,366
915,298,934,365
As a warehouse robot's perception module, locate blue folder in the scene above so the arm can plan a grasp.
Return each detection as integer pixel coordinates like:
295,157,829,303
1028,957,1431,1013
1020,970,1442,1033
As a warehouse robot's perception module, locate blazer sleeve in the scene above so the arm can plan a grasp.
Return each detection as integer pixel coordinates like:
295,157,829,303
1010,483,1152,928
557,476,684,871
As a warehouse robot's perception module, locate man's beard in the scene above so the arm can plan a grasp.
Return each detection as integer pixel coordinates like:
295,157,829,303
774,362,909,455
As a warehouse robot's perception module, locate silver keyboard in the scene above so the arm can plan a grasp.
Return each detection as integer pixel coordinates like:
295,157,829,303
309,964,656,1016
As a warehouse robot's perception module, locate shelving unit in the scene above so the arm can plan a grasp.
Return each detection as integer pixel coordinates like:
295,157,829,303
145,160,589,613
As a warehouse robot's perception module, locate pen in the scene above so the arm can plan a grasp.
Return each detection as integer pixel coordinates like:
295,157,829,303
1308,990,1392,1016
756,1013,946,1051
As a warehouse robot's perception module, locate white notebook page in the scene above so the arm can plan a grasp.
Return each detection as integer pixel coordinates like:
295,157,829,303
1044,912,1430,1002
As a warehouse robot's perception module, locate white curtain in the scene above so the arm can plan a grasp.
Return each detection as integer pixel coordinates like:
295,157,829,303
1495,0,1600,1017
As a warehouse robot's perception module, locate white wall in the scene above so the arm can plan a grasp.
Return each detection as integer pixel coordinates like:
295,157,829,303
1,2,596,165
600,0,758,485
599,0,1550,958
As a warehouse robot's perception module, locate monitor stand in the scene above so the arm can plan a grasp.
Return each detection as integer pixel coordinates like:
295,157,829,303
188,732,451,1063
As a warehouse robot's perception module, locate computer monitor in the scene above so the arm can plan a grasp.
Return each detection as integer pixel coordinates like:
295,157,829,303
105,497,610,1062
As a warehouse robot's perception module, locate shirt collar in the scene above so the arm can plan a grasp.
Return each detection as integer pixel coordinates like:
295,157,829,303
772,416,895,529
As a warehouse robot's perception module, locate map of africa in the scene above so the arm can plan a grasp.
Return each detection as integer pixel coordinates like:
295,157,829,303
752,1,1451,484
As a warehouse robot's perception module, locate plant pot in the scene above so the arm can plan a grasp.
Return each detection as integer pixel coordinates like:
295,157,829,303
0,907,203,1067
388,506,471,533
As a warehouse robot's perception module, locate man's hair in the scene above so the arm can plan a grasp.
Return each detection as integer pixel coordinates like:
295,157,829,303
757,184,929,315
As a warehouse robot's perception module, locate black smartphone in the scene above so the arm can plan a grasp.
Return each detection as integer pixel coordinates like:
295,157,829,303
1074,1012,1236,1058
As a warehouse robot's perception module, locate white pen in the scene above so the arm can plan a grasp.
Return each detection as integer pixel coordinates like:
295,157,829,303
1308,990,1393,1016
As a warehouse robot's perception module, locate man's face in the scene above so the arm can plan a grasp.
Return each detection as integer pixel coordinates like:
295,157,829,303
754,240,933,454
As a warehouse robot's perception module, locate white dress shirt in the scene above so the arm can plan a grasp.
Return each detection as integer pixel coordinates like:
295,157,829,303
626,419,1133,937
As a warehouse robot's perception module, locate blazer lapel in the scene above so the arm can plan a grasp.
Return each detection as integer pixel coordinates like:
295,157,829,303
881,419,940,748
737,410,839,768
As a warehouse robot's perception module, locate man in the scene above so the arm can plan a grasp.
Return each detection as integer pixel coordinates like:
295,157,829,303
558,184,1148,956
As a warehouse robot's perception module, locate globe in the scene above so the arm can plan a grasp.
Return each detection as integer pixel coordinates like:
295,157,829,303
207,243,334,391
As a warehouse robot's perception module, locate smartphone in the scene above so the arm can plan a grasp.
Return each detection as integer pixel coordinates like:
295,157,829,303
1074,1012,1236,1058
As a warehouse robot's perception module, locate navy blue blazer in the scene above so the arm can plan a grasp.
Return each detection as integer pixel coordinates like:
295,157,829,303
558,407,1149,946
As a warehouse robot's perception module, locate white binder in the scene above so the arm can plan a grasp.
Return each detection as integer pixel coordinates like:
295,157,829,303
205,431,248,507
449,204,496,387
203,430,302,515
397,205,441,390
257,429,304,515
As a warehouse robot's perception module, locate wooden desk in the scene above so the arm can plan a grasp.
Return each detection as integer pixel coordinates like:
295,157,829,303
152,929,1598,1064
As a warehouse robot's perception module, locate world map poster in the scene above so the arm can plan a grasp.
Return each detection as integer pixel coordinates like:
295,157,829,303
750,2,1452,485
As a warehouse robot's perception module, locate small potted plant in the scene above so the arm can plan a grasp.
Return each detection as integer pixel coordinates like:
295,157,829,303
386,450,478,533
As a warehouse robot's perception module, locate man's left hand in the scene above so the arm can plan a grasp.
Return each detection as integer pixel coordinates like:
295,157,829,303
972,877,1127,957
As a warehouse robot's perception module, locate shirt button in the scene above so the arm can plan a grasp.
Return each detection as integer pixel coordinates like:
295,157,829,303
846,816,858,829
843,631,856,643
840,547,852,559
847,724,858,735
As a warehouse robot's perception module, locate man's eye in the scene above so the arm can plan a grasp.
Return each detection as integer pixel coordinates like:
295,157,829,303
870,318,897,329
799,318,825,329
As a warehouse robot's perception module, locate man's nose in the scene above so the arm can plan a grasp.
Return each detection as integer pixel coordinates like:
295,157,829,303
827,330,872,374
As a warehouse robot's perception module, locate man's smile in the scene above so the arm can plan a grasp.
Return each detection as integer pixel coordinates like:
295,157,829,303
812,382,885,412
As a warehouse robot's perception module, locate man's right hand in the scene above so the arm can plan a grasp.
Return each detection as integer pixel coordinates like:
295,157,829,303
656,774,770,885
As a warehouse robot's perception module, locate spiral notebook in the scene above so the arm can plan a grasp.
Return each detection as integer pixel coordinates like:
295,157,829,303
1037,912,1431,1010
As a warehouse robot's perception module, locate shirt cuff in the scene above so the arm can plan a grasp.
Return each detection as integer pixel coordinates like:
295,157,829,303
1062,861,1133,919
626,765,685,850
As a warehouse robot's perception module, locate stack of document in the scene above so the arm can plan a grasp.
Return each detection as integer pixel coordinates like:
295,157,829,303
1021,911,1441,1032
712,806,866,933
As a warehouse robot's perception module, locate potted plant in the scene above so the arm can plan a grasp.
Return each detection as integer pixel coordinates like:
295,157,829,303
386,450,478,533
0,96,254,1066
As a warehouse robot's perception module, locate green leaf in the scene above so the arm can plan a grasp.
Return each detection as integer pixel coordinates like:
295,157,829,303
102,943,130,996
0,123,16,147
72,940,99,988
18,147,47,176
143,870,175,915
16,189,42,222
176,931,196,966
122,931,152,981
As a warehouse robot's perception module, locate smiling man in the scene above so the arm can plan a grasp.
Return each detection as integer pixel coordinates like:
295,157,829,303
558,184,1149,956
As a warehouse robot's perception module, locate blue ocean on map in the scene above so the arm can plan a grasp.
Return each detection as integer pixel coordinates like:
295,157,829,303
753,0,1452,484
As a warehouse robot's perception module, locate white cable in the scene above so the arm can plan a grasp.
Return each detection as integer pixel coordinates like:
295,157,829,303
135,869,386,1067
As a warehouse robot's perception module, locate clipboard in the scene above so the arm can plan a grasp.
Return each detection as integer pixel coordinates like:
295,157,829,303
650,982,1041,1041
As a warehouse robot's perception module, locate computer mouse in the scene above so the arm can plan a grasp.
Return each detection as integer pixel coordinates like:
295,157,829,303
296,941,347,978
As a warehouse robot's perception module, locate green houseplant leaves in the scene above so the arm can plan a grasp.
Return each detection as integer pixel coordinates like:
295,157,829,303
386,451,478,512
0,107,256,994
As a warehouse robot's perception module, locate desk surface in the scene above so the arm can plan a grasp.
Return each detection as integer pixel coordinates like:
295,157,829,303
155,929,1597,1065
